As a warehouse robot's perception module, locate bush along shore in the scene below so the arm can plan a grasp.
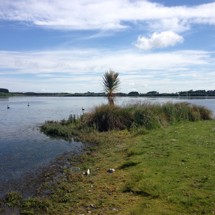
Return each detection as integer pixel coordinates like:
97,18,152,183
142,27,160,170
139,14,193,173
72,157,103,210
1,102,215,215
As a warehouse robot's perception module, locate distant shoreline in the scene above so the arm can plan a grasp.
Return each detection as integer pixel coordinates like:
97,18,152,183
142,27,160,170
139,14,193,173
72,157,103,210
1,92,215,99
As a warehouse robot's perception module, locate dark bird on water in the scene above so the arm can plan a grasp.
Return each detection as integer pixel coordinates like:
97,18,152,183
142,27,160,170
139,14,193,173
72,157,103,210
27,103,30,107
82,107,85,114
7,105,10,109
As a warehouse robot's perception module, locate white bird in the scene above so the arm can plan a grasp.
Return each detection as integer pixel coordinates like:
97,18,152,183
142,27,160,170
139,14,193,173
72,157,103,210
83,168,90,176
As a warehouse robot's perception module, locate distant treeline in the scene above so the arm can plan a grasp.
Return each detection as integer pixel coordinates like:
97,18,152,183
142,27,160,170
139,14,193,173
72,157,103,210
0,88,9,93
178,90,215,97
2,88,215,97
0,88,10,96
8,89,215,97
126,90,215,97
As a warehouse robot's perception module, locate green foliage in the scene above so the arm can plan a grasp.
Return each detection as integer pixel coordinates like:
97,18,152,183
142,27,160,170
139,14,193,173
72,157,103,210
162,102,212,123
41,120,80,140
84,105,131,131
103,70,120,105
41,122,68,137
4,192,22,207
41,102,213,139
21,198,52,214
82,102,213,132
131,104,161,129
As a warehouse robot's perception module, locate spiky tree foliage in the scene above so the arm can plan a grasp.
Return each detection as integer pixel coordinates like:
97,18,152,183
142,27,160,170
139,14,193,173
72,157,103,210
103,70,120,105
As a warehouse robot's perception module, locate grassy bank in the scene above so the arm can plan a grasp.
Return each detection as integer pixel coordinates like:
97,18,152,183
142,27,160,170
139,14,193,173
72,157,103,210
1,103,214,214
41,102,213,140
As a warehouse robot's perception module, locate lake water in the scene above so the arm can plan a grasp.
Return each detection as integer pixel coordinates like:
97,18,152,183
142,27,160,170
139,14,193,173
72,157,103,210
0,96,215,195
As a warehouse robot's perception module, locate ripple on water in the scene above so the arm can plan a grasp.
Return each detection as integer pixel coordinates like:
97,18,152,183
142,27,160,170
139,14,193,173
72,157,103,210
0,125,84,197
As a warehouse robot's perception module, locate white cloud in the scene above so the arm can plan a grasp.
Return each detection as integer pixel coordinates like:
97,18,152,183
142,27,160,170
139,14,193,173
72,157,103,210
0,48,214,92
149,18,190,33
135,31,184,50
0,0,215,31
0,49,210,75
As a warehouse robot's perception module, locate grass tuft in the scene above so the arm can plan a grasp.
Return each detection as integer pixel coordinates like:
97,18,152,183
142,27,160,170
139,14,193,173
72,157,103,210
83,102,213,132
41,102,213,139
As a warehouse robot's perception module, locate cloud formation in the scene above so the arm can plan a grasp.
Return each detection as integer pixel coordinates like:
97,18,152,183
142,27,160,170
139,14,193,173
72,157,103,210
135,31,184,50
0,0,215,31
0,48,214,92
0,49,210,75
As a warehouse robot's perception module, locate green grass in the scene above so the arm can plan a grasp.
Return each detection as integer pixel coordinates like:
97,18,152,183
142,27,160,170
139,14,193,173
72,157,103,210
83,102,212,131
2,103,214,214
41,102,213,138
3,120,215,214
123,121,215,214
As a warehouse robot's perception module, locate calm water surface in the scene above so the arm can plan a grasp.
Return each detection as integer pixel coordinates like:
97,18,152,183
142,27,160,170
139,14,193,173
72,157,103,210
0,96,215,195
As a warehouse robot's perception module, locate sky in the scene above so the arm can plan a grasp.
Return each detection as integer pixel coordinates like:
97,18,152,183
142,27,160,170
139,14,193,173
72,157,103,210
0,0,215,93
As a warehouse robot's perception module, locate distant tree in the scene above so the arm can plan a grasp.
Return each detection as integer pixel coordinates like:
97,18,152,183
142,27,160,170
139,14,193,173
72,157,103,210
103,70,120,105
0,88,9,93
146,91,159,96
128,91,139,96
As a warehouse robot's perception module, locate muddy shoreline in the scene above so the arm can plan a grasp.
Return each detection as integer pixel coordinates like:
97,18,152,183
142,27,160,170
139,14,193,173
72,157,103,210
0,146,86,201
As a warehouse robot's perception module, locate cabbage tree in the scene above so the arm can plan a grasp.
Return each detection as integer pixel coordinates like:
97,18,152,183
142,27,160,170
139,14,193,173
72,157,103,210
103,70,120,105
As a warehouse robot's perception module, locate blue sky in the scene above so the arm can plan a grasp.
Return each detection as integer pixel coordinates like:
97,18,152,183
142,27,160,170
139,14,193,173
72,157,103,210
0,0,215,93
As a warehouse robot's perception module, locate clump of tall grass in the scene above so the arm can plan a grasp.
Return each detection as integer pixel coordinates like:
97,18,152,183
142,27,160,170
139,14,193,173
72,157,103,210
41,115,81,140
41,102,213,138
41,122,74,139
81,102,213,132
82,105,132,131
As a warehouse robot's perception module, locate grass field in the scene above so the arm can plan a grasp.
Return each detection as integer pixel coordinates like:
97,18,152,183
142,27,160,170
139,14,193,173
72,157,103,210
2,120,214,214
1,103,215,214
122,121,215,214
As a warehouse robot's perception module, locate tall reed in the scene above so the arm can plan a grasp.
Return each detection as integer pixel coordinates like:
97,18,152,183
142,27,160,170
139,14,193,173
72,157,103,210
81,102,213,132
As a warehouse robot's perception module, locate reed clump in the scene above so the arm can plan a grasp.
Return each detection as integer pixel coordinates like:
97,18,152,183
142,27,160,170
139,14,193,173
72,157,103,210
41,102,213,140
82,102,213,132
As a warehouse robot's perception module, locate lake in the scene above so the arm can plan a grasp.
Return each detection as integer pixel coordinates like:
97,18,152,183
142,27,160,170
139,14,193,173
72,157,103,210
0,96,215,196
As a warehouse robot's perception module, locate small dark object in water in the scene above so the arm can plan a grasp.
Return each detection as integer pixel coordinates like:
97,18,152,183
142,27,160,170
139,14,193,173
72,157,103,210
7,105,10,109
